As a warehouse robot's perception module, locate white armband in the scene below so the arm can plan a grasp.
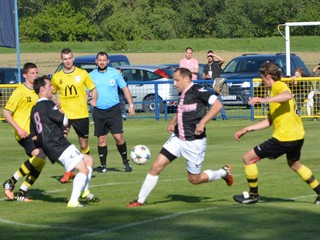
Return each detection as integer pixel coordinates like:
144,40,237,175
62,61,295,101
63,115,69,127
208,95,218,105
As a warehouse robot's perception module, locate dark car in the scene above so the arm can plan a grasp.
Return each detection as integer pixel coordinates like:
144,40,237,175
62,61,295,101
119,65,179,112
0,68,24,84
54,54,130,73
220,53,310,106
161,63,205,80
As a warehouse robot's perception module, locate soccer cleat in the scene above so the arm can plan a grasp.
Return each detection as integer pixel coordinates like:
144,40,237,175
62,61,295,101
67,201,84,208
80,190,100,203
97,165,107,173
127,200,143,208
123,160,132,172
15,191,33,202
3,179,15,200
314,196,320,204
233,191,260,204
60,171,75,183
222,165,234,186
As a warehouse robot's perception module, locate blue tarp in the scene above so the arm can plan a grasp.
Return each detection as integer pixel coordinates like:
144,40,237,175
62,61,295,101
0,0,16,48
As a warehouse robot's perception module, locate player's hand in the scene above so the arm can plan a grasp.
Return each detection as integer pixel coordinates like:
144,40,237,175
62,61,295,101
18,128,29,139
195,123,205,135
234,129,247,141
248,97,266,105
167,122,175,133
89,98,96,107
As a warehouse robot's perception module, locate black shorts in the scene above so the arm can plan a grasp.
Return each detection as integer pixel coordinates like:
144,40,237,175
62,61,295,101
254,137,304,161
93,104,123,137
68,118,89,139
18,136,40,157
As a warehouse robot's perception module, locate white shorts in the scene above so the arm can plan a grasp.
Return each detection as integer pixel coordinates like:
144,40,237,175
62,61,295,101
163,134,206,174
58,144,84,172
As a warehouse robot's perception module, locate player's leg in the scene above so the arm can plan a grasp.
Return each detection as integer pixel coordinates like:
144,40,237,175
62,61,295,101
286,139,320,204
113,133,132,172
233,148,261,204
110,105,132,172
3,139,46,201
128,151,172,207
80,154,99,203
93,108,109,173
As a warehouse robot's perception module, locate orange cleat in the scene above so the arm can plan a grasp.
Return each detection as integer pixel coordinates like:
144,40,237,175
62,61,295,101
222,165,234,186
127,200,143,208
60,171,75,183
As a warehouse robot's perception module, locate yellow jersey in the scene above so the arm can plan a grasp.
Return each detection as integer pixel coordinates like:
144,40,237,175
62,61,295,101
51,67,95,119
4,84,38,141
269,81,304,141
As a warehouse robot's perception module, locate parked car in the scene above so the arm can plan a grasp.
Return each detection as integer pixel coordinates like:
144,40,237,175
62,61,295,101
220,53,310,106
119,65,179,112
161,63,205,80
54,54,130,73
0,68,24,112
0,68,24,84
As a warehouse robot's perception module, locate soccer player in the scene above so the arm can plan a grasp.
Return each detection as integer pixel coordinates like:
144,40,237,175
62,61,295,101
51,48,97,183
128,68,233,207
2,62,46,201
30,76,99,207
233,62,320,204
89,52,135,173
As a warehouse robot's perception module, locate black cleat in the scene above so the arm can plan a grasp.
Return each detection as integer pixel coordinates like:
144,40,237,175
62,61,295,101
233,192,260,204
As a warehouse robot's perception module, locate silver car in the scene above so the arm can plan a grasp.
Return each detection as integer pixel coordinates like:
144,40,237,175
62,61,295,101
119,65,179,112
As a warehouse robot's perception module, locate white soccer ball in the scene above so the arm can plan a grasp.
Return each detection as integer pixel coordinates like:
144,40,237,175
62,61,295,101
130,145,151,165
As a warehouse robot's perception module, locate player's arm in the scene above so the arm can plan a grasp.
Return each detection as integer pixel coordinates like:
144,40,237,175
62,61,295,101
234,116,272,142
3,109,29,138
195,95,222,135
89,88,97,107
249,90,292,105
167,114,177,133
122,86,135,116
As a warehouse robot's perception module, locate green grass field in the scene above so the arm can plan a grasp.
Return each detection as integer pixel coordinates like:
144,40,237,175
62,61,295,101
1,119,320,239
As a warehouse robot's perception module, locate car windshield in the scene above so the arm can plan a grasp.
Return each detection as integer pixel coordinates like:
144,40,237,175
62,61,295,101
223,58,276,73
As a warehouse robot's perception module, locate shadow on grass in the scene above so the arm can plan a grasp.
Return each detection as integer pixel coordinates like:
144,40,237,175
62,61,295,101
151,194,211,205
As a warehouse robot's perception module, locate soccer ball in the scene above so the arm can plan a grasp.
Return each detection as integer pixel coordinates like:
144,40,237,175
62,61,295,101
130,145,151,165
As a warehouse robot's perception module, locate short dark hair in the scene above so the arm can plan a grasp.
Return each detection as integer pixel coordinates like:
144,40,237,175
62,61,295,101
34,75,50,94
175,67,192,79
185,47,193,52
96,51,109,59
61,48,72,55
259,62,282,81
22,62,37,74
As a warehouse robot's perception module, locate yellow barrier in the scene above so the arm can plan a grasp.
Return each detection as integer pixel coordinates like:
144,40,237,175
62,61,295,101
0,84,20,120
253,77,320,120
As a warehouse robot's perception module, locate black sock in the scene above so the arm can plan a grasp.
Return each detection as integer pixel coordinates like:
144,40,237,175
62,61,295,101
97,146,107,166
116,142,127,162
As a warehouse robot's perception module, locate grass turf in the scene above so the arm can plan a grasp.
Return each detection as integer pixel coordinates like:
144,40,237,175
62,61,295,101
0,119,320,239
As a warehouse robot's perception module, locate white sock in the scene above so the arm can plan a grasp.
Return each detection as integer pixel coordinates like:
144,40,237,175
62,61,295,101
69,172,87,203
13,172,21,181
20,183,28,192
83,166,92,192
137,173,159,204
204,169,226,182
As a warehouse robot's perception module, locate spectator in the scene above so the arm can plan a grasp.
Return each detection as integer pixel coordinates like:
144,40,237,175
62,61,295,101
51,48,97,183
179,47,199,80
203,50,227,120
89,52,135,173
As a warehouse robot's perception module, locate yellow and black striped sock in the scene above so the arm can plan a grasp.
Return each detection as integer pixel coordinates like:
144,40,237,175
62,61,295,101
296,165,320,195
244,164,259,194
23,156,46,188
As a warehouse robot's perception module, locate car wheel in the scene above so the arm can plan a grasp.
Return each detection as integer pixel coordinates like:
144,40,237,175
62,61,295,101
143,95,164,113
